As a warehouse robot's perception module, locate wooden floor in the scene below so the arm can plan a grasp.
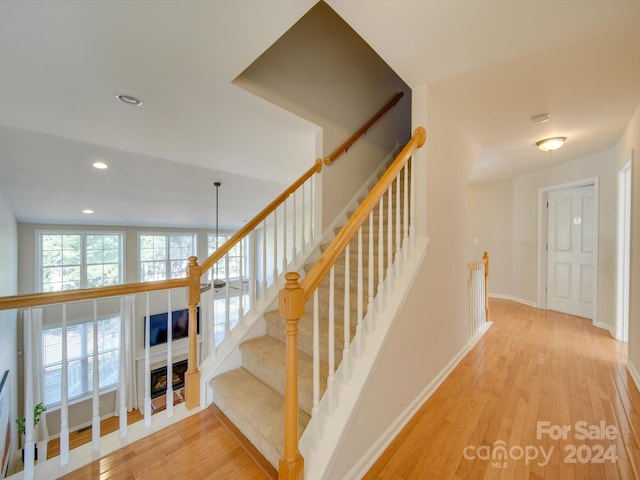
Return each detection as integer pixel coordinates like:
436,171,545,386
54,299,640,479
56,405,276,480
365,299,640,479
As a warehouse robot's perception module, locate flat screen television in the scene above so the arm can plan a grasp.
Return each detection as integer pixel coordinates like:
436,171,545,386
144,307,200,347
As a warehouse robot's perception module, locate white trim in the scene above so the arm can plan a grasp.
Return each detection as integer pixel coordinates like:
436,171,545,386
615,152,633,342
489,293,537,309
35,229,125,292
627,361,640,395
345,338,473,480
593,321,615,337
537,178,599,324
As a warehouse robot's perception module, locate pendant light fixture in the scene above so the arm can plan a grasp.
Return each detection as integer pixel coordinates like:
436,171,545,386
213,181,226,289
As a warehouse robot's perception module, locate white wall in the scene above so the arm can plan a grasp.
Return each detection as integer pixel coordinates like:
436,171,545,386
234,1,412,231
0,188,18,451
616,104,640,379
467,179,513,295
327,85,479,478
511,149,617,328
467,148,618,330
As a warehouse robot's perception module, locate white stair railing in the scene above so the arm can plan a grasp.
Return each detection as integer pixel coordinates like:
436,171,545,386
467,252,490,342
278,127,426,479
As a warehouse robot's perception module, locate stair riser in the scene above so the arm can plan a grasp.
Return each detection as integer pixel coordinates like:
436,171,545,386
265,313,354,364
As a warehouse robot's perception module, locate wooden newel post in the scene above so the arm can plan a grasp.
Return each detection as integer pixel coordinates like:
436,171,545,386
279,272,305,480
483,252,490,321
185,256,201,410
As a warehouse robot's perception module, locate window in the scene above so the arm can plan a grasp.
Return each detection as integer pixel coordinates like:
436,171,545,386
208,233,246,280
38,232,123,292
42,316,120,407
139,233,196,281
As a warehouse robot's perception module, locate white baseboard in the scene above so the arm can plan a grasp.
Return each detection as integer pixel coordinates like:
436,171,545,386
593,321,615,337
344,341,471,480
489,293,538,308
627,361,640,394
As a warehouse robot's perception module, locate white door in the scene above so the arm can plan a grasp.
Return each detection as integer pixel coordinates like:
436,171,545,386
546,185,595,319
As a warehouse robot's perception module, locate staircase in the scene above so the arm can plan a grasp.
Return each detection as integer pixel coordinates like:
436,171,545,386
210,168,404,468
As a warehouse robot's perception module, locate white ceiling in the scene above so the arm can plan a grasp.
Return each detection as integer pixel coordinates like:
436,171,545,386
1,0,639,227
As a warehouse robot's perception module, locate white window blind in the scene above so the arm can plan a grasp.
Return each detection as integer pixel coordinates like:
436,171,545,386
42,316,120,407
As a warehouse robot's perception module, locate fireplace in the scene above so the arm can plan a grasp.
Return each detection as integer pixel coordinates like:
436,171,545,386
150,359,188,399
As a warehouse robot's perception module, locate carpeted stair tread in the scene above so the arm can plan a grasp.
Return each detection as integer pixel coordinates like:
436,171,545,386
240,336,328,415
211,367,310,469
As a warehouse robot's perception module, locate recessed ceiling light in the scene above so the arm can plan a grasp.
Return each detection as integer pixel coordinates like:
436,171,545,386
531,113,550,124
115,94,142,106
536,137,566,153
93,161,108,170
82,209,94,214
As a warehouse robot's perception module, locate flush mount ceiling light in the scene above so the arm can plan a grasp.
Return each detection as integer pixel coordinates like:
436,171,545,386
530,113,550,124
115,94,142,106
536,137,566,153
93,161,108,170
82,209,94,214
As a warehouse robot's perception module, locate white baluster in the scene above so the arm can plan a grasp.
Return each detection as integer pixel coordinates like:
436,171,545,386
273,210,279,286
312,290,319,416
23,309,35,479
292,190,297,264
166,291,173,417
395,174,401,278
225,255,231,338
357,228,364,355
60,303,69,464
343,245,350,382
91,300,100,451
377,197,384,313
327,268,335,413
403,164,409,263
410,156,416,248
367,212,375,333
310,173,316,242
249,231,257,309
210,276,217,353
238,239,244,321
387,187,393,295
301,180,307,250
262,219,267,297
144,293,152,427
283,199,288,271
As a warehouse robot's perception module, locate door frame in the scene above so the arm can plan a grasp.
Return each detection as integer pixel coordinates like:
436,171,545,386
537,177,599,325
616,151,634,341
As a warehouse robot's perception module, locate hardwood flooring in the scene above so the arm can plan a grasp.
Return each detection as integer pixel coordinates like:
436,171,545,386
53,299,639,479
56,405,276,480
365,299,640,479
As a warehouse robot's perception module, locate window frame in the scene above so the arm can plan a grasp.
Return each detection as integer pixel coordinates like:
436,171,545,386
207,232,247,281
36,230,125,292
138,231,198,282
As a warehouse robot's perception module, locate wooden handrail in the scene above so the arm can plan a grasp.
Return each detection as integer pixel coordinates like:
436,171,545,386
302,126,425,300
0,278,187,311
200,158,323,273
323,92,405,165
0,158,322,312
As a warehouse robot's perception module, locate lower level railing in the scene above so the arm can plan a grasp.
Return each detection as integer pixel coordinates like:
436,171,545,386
467,252,490,341
2,158,323,479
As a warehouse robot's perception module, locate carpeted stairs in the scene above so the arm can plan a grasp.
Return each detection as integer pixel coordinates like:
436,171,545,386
210,170,405,468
